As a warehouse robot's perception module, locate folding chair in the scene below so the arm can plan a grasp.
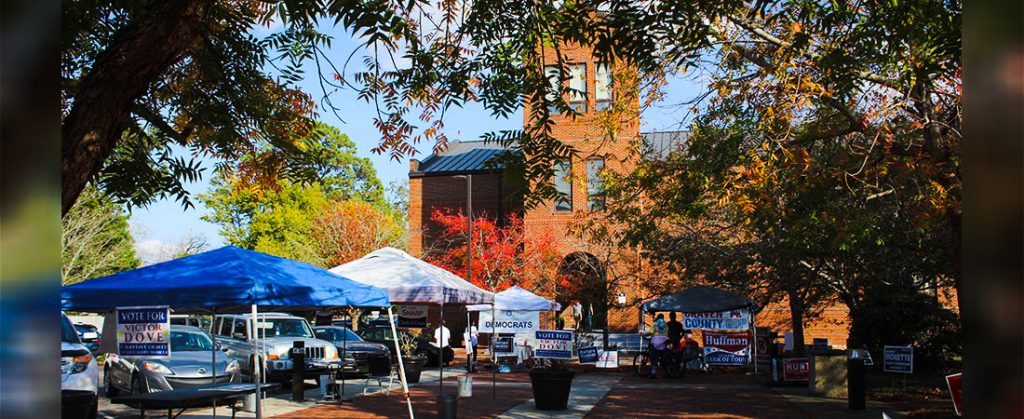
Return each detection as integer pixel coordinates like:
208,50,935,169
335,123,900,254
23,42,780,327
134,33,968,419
363,355,396,396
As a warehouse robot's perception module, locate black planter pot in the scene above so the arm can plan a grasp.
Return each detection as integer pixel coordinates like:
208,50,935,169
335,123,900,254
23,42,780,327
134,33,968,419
401,355,428,383
529,367,575,410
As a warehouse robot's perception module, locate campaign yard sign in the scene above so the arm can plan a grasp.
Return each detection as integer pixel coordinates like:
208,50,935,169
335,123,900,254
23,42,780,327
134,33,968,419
493,336,514,354
534,330,574,359
703,330,751,365
783,358,810,381
116,306,170,357
479,310,540,334
682,309,750,331
597,351,619,368
396,305,428,328
884,345,914,373
945,372,962,416
578,346,600,364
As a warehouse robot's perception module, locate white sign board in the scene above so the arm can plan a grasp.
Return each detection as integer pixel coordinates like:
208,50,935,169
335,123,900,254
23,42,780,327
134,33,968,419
596,350,619,368
479,310,540,334
116,306,170,357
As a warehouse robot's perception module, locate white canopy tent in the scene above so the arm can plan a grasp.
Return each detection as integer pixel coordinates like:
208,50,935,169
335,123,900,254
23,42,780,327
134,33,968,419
467,285,561,312
330,247,495,398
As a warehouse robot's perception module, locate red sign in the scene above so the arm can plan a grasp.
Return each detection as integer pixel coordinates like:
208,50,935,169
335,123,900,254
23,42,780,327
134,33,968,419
946,372,962,416
783,358,810,381
703,330,752,353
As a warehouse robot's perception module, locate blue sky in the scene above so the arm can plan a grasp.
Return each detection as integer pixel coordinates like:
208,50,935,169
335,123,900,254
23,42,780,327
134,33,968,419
129,22,706,263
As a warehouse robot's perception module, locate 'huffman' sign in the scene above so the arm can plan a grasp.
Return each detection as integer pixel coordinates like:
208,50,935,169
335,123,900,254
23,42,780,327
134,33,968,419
682,309,750,331
703,330,751,365
116,306,170,357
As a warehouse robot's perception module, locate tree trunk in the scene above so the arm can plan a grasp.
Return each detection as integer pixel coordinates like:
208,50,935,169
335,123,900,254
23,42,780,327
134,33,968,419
787,287,807,356
61,0,208,215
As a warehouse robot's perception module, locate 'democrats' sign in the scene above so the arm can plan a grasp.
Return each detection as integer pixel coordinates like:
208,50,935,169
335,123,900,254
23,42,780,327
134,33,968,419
884,345,913,374
396,305,427,329
534,330,574,359
682,309,750,331
703,330,751,365
117,306,170,357
479,310,540,334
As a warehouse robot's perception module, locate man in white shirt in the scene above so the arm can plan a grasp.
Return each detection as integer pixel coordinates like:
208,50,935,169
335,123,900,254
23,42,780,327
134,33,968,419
434,320,451,366
463,323,479,372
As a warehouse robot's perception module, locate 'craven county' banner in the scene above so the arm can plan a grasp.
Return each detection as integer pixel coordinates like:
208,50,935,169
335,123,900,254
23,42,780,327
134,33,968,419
703,330,751,365
117,306,170,357
479,310,540,334
683,309,750,331
397,305,428,329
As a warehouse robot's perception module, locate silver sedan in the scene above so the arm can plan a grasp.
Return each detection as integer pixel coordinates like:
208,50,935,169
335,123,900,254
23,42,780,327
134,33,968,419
103,325,240,396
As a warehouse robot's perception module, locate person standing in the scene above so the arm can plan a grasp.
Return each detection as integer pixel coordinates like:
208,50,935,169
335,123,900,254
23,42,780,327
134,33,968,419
646,313,669,378
434,320,451,367
572,302,582,329
463,323,479,372
667,312,683,348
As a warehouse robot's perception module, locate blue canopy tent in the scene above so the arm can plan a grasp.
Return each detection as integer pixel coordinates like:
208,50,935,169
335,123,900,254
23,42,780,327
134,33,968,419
61,246,413,419
61,246,389,313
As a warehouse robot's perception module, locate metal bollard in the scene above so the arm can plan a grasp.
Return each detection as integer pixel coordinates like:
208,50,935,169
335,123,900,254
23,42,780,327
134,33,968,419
848,357,866,410
292,340,305,402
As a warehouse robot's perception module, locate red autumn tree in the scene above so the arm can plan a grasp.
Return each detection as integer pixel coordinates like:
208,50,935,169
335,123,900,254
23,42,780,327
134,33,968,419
424,209,562,294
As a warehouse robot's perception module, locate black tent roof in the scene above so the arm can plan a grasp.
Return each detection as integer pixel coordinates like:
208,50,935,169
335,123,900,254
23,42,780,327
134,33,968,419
641,285,758,313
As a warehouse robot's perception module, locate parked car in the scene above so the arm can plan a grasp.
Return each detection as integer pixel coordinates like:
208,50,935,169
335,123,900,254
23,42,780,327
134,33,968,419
62,312,98,419
312,326,390,375
170,314,212,332
213,313,339,383
357,323,454,367
74,323,101,353
103,325,239,396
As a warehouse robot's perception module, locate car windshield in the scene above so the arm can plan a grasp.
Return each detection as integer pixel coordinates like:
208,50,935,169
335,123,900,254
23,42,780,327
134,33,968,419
317,328,362,342
61,315,81,344
256,318,313,338
171,331,214,352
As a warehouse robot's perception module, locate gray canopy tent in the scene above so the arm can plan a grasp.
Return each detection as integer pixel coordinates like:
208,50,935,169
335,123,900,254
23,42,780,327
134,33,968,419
640,285,760,372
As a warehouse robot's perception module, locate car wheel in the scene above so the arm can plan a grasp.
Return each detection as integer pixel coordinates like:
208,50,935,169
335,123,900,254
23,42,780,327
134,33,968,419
415,349,433,366
88,396,98,419
103,366,120,398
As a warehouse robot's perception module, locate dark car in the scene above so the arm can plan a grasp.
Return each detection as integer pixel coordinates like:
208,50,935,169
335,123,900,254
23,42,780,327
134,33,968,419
73,324,101,354
357,323,454,367
313,326,390,375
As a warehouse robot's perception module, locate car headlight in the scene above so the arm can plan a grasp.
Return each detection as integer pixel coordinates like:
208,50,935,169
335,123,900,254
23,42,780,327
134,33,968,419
225,360,240,374
71,353,92,374
141,361,173,375
327,346,339,359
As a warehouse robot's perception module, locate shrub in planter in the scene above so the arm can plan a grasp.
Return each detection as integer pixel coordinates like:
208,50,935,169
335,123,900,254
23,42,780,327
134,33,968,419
529,364,575,410
398,330,428,383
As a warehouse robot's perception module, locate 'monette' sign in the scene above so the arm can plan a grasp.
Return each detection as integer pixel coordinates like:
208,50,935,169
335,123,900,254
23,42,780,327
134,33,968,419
883,345,914,374
116,306,170,357
534,330,574,359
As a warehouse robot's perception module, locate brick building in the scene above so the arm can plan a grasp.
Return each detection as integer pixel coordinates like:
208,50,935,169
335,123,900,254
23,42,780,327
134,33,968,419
407,44,857,347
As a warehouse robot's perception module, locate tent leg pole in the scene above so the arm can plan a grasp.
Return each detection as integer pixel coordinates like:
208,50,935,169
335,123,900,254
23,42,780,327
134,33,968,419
752,311,757,375
491,304,497,399
212,307,217,419
387,306,415,419
439,299,444,395
252,304,262,419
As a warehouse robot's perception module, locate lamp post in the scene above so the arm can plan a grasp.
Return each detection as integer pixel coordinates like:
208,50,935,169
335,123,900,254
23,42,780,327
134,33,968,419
454,174,473,372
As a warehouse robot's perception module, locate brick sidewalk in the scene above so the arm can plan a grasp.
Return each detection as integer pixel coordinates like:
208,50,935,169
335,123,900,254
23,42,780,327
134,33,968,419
272,372,535,419
586,372,810,418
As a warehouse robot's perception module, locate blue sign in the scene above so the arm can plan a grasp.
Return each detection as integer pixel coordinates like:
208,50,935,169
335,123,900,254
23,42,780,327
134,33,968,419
578,346,599,364
117,306,170,357
704,351,748,365
534,330,574,359
883,346,913,374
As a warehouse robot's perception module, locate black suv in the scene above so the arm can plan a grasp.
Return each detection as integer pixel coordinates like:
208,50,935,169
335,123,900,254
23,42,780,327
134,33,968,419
356,321,454,367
